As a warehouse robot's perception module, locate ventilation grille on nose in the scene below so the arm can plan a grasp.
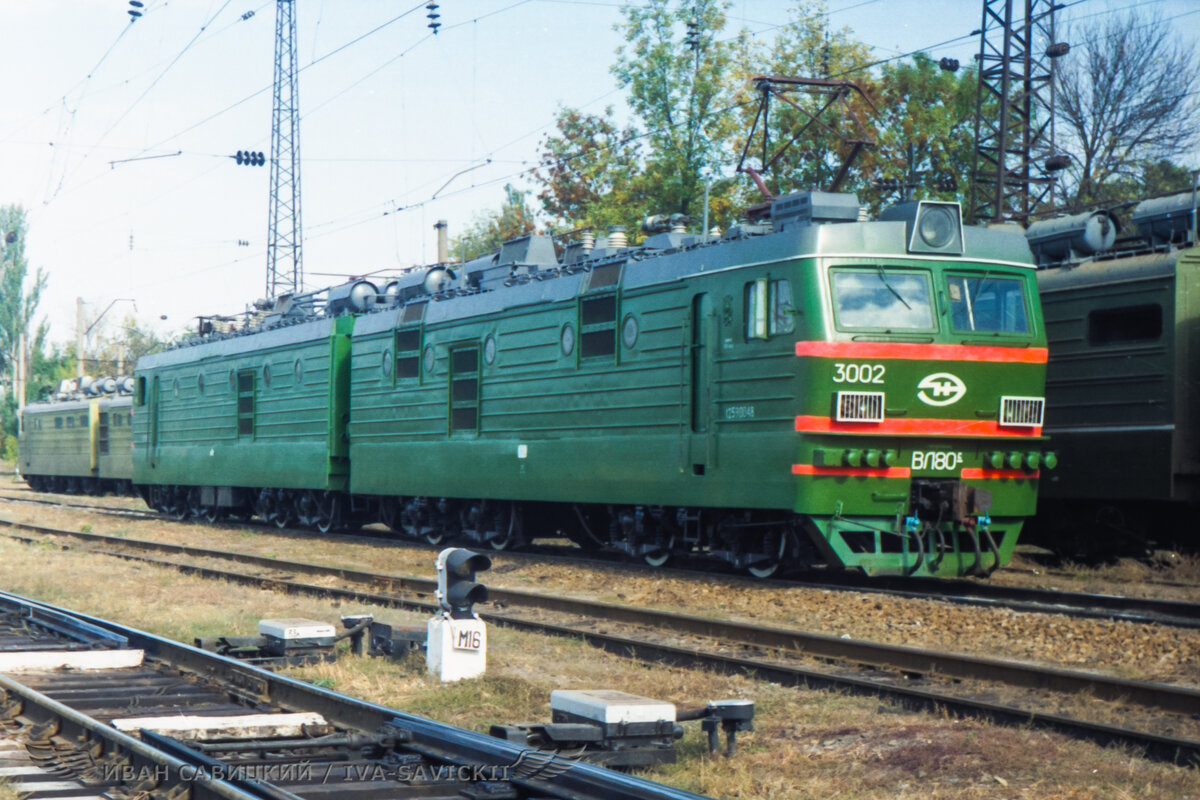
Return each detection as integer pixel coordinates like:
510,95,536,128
1000,396,1045,427
835,391,885,423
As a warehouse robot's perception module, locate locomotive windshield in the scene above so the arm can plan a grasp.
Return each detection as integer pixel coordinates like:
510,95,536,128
946,274,1029,334
831,268,934,330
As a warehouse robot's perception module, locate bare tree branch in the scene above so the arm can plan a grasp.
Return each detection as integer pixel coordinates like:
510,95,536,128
1055,9,1200,208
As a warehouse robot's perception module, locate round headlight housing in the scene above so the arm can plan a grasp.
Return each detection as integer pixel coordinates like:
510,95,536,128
918,205,956,249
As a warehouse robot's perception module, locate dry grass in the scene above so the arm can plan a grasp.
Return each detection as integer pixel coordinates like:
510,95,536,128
3,496,1199,688
0,537,1197,798
1056,553,1200,588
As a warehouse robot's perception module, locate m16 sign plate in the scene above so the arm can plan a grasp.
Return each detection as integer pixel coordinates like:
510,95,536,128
454,626,483,651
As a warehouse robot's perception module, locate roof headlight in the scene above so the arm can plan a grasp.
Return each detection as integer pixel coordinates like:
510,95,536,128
918,204,956,249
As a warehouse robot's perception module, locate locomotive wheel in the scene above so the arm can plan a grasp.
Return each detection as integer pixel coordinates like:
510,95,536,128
399,503,439,543
488,504,523,551
313,492,342,534
294,492,318,528
643,537,675,568
254,489,276,524
185,488,206,520
202,504,223,524
161,487,187,520
273,491,296,528
746,529,789,579
150,484,172,514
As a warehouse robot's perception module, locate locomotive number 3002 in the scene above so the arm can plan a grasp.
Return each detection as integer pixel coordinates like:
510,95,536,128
832,362,885,384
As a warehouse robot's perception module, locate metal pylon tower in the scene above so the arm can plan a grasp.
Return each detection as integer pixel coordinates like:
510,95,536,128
969,0,1064,224
266,0,302,298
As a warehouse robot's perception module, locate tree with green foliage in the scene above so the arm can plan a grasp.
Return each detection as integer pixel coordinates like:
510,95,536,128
867,53,980,213
0,205,47,383
0,204,50,459
449,184,538,262
611,0,732,220
723,1,876,204
534,106,649,234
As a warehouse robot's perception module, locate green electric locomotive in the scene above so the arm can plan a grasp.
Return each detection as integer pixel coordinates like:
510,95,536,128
18,377,136,495
1026,191,1200,551
129,190,1049,577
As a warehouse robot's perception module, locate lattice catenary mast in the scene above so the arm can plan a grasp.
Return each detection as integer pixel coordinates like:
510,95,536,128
969,0,1068,225
266,0,303,298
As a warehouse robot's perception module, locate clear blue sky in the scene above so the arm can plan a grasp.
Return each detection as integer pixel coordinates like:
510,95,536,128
0,0,1195,350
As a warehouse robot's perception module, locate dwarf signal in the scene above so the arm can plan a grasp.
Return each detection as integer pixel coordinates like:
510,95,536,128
427,547,491,681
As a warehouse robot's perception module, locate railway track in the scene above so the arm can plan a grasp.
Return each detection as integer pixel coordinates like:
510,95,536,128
1,514,1198,766
0,589,708,800
3,487,1198,630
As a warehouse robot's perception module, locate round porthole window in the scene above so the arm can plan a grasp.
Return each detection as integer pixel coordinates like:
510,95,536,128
484,335,497,365
294,359,304,384
560,323,575,356
423,345,436,373
382,349,393,377
622,314,639,349
262,364,271,388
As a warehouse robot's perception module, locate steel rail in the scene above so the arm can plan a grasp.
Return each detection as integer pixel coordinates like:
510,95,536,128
1,518,1198,766
773,569,1200,629
1,516,1196,714
0,644,295,800
0,589,711,800
3,489,1198,628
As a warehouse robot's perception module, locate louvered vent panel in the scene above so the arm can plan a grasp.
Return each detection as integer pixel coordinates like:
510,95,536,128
1000,396,1044,427
835,391,885,423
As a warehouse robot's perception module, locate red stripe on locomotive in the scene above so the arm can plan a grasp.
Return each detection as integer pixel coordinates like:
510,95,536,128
960,468,1040,480
794,341,1048,363
793,416,1042,437
791,464,912,478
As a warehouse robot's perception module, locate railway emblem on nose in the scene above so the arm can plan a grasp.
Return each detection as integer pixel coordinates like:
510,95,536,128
917,372,966,406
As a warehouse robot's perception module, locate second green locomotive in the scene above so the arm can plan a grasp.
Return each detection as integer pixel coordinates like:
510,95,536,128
1026,191,1200,551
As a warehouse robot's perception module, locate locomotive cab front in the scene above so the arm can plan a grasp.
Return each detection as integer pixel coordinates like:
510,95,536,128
790,201,1050,577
